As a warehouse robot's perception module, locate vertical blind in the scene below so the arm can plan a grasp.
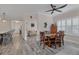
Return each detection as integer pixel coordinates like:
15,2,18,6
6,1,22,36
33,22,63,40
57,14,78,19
57,16,79,34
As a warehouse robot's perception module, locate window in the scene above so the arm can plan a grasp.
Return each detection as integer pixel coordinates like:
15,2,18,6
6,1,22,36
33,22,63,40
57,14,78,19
62,20,65,31
72,17,79,34
66,19,71,33
57,21,61,26
62,20,65,26
57,17,79,35
57,21,62,31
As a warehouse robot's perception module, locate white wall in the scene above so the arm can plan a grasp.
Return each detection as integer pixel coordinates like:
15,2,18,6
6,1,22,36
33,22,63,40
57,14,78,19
21,20,27,40
0,20,11,31
26,19,37,31
22,13,54,40
22,13,38,40
37,13,53,32
24,13,53,32
11,20,23,33
0,20,23,34
0,12,54,41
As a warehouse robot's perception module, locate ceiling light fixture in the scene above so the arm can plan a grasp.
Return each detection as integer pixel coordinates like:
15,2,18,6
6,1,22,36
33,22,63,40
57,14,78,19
15,21,20,23
1,12,7,22
0,17,1,20
2,20,6,22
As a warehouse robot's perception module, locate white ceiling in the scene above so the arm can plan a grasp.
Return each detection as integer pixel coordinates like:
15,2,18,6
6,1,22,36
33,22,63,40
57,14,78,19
0,4,79,20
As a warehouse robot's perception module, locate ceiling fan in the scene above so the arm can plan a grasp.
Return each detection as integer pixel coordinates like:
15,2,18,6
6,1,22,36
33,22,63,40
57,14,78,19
46,4,67,14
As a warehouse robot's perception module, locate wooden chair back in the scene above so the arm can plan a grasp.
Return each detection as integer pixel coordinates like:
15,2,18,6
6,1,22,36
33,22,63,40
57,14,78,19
50,24,57,34
40,32,45,40
55,32,61,41
59,31,64,45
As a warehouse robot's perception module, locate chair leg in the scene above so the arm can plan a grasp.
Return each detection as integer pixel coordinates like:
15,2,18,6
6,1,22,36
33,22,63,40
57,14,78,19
59,42,61,47
48,40,51,47
61,37,64,45
54,42,56,49
63,42,64,45
43,43,45,49
62,39,64,45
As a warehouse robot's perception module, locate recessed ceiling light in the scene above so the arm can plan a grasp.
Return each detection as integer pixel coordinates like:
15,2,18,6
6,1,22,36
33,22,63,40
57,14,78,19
0,18,1,20
15,21,20,23
2,20,6,22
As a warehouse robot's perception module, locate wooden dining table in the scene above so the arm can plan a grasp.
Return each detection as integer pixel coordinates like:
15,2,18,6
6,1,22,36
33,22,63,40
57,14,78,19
45,33,56,39
43,33,56,47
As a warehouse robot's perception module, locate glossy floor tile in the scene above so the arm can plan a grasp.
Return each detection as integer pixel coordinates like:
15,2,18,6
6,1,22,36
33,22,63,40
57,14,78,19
0,34,79,55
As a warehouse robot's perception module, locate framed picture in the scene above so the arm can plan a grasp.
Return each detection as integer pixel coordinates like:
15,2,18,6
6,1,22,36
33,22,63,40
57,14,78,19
44,22,47,28
31,23,35,27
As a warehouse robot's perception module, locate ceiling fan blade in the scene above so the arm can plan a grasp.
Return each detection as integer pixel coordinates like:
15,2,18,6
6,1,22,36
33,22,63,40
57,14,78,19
45,10,53,12
56,4,67,9
50,4,56,8
50,4,53,8
55,9,62,12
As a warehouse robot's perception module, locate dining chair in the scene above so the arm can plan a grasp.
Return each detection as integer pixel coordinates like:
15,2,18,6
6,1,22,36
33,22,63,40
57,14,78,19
54,32,62,49
40,32,49,49
44,36,50,47
49,37,56,48
59,31,64,45
40,32,44,45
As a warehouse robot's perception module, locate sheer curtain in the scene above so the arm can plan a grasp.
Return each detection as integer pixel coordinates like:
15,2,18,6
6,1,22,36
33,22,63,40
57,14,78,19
57,16,79,35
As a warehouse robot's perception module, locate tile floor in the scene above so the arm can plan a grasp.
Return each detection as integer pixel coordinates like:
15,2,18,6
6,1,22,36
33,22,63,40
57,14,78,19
0,33,79,55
